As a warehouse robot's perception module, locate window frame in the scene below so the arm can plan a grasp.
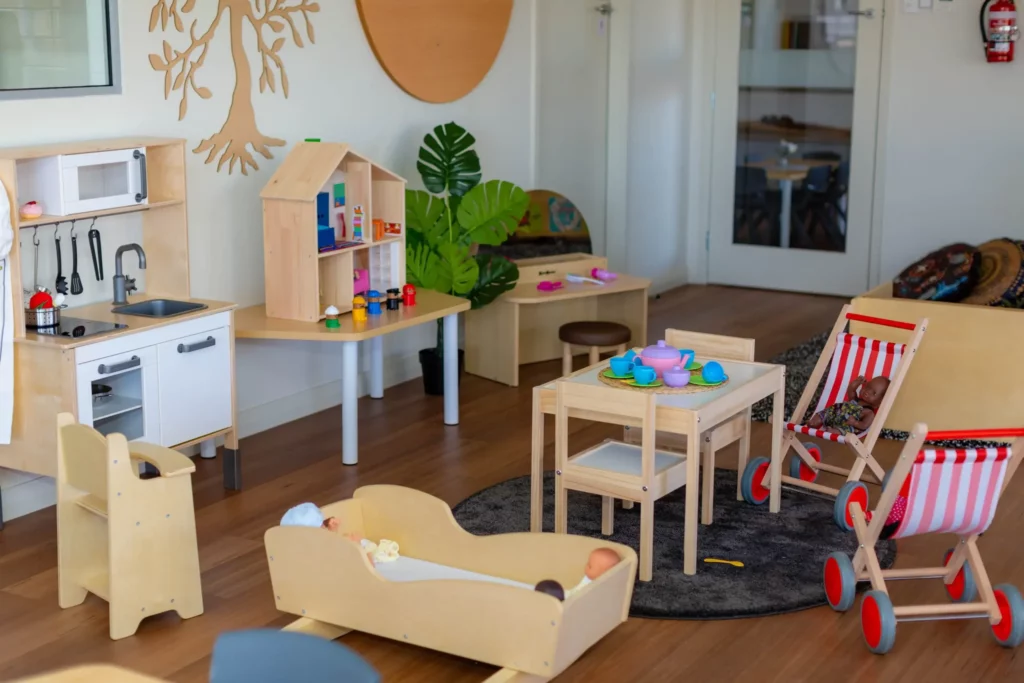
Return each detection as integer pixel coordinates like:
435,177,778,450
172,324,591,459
0,0,122,101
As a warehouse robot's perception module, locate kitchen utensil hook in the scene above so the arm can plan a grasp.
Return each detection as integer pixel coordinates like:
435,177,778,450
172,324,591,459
32,227,39,246
69,220,77,239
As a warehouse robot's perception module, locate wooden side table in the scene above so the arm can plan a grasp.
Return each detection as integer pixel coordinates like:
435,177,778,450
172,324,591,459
532,356,786,575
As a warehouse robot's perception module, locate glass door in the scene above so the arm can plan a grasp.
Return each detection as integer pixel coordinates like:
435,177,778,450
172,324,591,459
707,0,883,296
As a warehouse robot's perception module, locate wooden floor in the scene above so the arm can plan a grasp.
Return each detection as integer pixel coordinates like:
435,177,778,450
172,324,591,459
3,285,1023,682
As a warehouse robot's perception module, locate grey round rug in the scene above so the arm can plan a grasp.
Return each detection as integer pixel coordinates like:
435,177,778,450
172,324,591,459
452,470,896,620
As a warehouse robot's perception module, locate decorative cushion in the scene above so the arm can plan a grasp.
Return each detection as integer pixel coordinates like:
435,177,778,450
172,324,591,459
558,321,631,347
892,242,980,302
961,238,1024,308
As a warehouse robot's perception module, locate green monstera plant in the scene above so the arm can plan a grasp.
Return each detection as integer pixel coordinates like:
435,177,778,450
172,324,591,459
406,122,528,359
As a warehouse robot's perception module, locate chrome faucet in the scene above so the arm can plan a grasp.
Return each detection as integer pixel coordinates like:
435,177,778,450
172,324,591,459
113,243,147,305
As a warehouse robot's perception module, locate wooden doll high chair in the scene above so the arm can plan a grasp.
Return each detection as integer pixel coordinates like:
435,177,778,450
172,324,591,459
56,413,204,640
623,330,755,524
824,423,1024,654
555,380,688,581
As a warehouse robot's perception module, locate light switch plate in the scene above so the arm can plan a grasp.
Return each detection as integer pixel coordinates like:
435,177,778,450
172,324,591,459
904,0,919,12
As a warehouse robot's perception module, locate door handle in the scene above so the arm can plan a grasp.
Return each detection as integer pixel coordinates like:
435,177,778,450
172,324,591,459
98,356,140,375
134,150,148,202
848,9,875,18
178,336,216,354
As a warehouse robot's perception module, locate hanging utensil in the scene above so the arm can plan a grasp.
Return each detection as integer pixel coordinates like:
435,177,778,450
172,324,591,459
32,226,39,292
88,217,103,281
54,223,68,295
69,220,83,295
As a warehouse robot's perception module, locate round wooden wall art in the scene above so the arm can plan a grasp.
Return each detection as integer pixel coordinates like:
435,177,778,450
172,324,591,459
357,0,514,104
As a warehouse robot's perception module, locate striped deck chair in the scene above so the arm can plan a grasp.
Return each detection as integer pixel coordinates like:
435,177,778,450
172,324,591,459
739,305,927,527
823,424,1024,654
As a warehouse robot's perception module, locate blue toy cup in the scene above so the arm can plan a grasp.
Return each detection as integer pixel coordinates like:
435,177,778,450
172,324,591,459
622,349,637,363
679,349,696,366
609,356,634,377
633,365,657,385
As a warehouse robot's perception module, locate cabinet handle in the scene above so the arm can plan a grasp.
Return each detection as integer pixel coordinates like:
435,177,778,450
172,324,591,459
178,336,216,354
98,356,140,375
134,150,148,202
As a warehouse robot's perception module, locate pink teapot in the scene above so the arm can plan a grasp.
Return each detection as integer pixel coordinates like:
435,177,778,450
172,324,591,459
636,340,692,378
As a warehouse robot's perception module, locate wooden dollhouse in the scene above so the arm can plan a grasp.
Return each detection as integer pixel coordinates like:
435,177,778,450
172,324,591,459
260,143,407,322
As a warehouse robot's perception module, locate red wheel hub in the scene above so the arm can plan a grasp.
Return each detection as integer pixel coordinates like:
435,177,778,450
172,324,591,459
844,485,868,529
862,595,883,649
799,446,821,481
824,557,843,606
944,550,965,601
993,590,1014,642
751,460,770,503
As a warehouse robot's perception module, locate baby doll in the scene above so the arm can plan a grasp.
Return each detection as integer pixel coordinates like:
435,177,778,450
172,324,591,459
807,375,890,436
566,548,622,598
280,503,375,565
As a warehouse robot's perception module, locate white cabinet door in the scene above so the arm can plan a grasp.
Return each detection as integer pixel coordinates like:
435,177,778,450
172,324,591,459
157,326,232,447
76,345,161,444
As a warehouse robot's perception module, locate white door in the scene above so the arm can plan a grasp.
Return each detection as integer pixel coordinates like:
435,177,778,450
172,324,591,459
535,0,611,256
707,0,884,296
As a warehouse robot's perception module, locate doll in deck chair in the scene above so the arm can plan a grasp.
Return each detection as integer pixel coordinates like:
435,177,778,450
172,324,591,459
807,375,890,436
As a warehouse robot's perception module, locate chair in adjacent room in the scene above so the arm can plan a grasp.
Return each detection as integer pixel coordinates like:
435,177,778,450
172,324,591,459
56,413,203,640
734,166,779,246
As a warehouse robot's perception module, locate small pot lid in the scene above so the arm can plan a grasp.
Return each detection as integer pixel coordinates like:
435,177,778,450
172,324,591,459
639,340,680,359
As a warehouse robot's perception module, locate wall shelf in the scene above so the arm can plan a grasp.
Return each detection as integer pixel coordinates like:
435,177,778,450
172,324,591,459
18,199,185,228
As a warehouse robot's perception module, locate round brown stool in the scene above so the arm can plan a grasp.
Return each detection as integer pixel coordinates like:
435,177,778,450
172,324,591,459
558,321,632,376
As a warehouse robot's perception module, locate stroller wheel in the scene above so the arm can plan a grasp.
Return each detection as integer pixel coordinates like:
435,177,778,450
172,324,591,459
942,548,978,603
834,481,869,531
992,584,1024,648
740,457,771,505
861,591,897,654
789,442,822,482
824,552,856,612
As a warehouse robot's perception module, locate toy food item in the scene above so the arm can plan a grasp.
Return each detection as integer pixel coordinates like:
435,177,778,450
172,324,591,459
702,361,726,384
591,268,618,282
637,340,681,378
20,201,43,219
534,580,565,601
325,305,340,329
29,291,54,309
402,283,417,306
663,365,691,388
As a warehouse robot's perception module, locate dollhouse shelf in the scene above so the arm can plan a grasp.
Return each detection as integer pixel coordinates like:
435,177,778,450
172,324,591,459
260,142,408,322
18,199,185,228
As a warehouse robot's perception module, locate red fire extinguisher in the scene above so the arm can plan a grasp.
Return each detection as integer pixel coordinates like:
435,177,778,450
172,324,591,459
981,0,1020,63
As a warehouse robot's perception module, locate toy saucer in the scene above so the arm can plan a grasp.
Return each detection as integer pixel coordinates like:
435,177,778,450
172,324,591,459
689,374,728,387
626,379,664,388
602,368,634,380
686,361,703,372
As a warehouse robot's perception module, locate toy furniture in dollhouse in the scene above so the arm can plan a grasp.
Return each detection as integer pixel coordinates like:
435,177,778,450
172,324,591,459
825,424,1024,654
623,330,756,524
740,306,926,525
555,381,688,582
466,253,651,387
265,485,637,682
56,413,203,640
260,143,406,323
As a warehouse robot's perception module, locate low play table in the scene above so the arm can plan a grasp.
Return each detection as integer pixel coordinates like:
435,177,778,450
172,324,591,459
531,355,786,575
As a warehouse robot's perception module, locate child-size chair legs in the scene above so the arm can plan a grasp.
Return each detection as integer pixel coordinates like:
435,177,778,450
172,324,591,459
58,575,88,609
736,408,752,501
562,343,573,377
639,500,655,581
588,347,600,367
602,496,615,535
622,500,634,509
554,475,568,534
701,438,715,525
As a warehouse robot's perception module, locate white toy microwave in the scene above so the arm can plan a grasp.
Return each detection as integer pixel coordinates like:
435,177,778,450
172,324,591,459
17,147,148,216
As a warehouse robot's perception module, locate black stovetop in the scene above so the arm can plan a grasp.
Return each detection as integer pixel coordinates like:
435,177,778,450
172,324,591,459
31,316,128,339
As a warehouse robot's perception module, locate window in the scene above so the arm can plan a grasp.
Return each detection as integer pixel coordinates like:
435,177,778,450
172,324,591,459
0,0,120,99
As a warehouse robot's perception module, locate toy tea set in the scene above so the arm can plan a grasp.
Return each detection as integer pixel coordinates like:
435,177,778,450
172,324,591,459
598,340,729,394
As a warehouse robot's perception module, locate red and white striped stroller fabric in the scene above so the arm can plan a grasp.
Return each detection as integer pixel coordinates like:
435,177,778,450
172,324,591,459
891,446,1011,539
785,333,906,444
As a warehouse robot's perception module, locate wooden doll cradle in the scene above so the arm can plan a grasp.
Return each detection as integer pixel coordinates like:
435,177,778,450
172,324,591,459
265,485,638,682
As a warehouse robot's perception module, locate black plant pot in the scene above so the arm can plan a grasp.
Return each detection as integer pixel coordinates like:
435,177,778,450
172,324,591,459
419,348,465,396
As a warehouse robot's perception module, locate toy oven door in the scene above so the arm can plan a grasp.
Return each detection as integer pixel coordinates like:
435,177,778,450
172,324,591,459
60,147,148,214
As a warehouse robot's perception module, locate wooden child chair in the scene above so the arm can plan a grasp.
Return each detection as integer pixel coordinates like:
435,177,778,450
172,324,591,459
56,413,204,640
824,423,1024,654
624,330,755,524
555,380,688,581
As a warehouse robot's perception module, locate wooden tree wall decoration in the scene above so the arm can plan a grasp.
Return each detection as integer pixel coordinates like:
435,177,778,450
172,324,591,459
148,0,320,175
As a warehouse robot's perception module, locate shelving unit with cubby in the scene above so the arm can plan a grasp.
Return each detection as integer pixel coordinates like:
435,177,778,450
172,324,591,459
261,142,407,322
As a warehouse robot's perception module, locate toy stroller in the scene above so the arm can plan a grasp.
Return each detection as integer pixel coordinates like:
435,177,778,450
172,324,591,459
824,423,1024,654
740,305,927,528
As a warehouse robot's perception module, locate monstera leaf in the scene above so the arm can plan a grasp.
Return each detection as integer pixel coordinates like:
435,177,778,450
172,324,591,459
435,243,480,296
456,180,529,246
416,122,482,198
468,254,519,310
406,190,452,248
406,242,441,291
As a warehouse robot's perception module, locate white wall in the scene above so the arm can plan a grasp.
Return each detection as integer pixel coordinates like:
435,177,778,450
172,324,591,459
0,0,535,521
875,4,1024,281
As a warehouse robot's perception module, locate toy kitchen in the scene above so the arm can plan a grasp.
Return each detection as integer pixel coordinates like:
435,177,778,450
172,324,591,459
0,137,241,527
